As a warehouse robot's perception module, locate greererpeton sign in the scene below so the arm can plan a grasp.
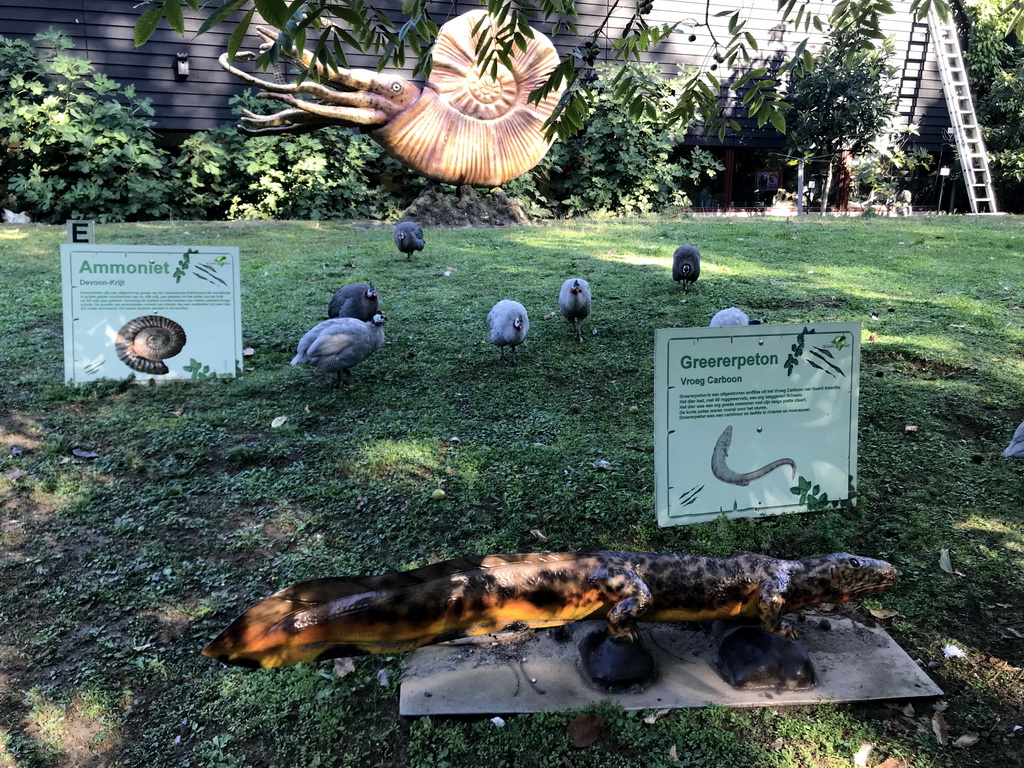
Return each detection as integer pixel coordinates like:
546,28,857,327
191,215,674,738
654,322,860,526
61,245,242,384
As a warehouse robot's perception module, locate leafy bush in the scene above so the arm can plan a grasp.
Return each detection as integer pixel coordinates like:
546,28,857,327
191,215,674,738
0,29,170,222
541,64,722,217
172,91,396,221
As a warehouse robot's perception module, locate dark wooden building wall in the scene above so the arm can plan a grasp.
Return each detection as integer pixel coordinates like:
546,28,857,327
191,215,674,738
1,0,956,151
0,0,266,133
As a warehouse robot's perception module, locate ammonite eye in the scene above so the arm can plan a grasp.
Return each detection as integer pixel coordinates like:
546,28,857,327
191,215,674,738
115,315,187,375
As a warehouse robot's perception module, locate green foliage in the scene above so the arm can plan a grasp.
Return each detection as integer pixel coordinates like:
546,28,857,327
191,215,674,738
171,91,396,221
543,65,723,217
849,129,932,206
786,39,899,161
0,29,170,222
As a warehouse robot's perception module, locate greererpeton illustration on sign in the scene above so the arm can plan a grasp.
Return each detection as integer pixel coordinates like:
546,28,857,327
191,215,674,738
654,322,861,526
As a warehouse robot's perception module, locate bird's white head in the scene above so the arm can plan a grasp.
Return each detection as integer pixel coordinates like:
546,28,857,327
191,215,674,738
366,287,378,299
513,317,524,330
372,313,388,325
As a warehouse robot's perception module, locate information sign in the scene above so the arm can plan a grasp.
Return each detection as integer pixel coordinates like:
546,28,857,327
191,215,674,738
61,245,242,384
654,322,860,526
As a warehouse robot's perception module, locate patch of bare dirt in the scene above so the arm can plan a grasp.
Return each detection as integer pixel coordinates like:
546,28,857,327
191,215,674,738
0,410,44,451
22,693,119,768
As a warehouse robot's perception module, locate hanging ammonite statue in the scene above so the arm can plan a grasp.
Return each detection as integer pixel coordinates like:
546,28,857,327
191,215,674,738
219,10,563,188
115,315,187,375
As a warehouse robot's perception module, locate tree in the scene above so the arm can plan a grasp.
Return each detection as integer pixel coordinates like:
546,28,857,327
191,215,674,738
963,0,1024,212
785,34,899,213
132,0,985,142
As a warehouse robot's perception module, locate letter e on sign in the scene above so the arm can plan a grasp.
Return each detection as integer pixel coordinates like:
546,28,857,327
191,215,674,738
67,220,94,244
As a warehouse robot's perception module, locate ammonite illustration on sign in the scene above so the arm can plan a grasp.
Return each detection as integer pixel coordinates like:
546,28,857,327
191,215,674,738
219,10,564,187
115,315,187,375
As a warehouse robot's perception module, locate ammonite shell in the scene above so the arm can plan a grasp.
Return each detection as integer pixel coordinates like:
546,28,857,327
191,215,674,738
370,10,563,187
115,315,187,375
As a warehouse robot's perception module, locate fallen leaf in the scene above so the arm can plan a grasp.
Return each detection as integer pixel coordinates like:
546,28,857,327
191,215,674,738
10,446,22,455
530,529,548,542
938,549,954,574
904,425,918,433
953,734,979,748
271,416,288,428
376,668,389,686
932,712,949,745
872,760,908,768
869,608,900,620
490,716,506,727
591,460,614,471
869,333,878,341
173,408,185,417
902,703,915,717
643,709,670,725
304,405,311,413
567,714,605,748
133,642,153,652
333,658,355,678
934,701,949,713
242,347,255,357
5,470,24,481
72,448,99,458
669,745,679,762
543,313,555,320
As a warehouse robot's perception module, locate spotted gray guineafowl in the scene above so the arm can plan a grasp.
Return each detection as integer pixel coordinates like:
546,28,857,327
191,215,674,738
291,314,387,387
487,300,529,365
394,221,425,260
327,282,379,321
1002,421,1024,458
559,278,591,341
672,245,701,291
710,308,768,327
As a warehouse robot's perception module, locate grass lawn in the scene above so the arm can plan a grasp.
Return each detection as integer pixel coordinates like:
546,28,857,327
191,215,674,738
1,214,1023,767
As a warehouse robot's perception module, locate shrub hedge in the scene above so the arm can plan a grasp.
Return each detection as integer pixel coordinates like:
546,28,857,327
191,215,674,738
0,32,717,222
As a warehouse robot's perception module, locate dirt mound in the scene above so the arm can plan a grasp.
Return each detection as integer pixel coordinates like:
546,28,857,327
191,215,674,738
400,186,531,227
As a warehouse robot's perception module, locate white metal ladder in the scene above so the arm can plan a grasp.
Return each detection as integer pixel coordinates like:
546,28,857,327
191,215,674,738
928,8,998,213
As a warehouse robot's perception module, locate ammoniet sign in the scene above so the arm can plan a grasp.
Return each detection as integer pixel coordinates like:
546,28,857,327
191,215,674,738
654,322,860,526
61,245,242,384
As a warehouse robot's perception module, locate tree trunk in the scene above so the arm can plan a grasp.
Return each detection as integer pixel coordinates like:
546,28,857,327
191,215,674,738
821,160,835,215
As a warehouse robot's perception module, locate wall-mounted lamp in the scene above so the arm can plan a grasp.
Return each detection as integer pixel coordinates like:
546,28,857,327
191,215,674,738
807,180,816,189
176,52,190,80
939,166,951,177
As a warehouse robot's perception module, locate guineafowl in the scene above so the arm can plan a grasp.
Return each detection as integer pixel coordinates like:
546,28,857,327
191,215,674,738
488,300,529,365
672,245,700,291
1002,421,1024,458
710,307,749,327
291,314,387,387
394,221,425,260
710,308,768,327
327,282,379,321
559,278,591,341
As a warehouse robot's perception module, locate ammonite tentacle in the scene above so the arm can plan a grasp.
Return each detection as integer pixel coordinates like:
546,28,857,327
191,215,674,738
218,11,563,187
115,315,187,375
